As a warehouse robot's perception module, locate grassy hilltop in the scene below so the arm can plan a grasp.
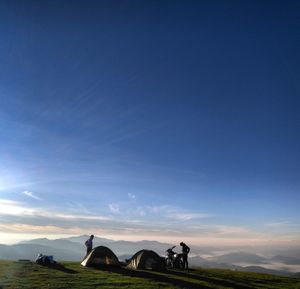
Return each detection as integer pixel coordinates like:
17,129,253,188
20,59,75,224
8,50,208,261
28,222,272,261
0,260,299,289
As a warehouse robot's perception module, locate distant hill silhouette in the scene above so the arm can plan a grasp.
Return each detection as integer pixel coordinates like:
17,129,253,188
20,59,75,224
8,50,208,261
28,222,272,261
0,242,82,261
270,255,300,265
61,235,114,244
240,265,292,276
0,236,173,261
208,251,268,264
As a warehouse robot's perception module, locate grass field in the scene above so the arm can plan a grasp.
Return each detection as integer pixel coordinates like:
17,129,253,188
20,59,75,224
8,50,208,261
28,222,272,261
0,260,299,289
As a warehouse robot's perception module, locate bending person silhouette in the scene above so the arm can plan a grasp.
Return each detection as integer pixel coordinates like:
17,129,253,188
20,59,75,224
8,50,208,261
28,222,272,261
180,241,190,270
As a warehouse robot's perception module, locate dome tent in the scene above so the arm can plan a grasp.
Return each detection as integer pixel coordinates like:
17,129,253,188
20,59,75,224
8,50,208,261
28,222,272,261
81,246,120,267
127,249,165,270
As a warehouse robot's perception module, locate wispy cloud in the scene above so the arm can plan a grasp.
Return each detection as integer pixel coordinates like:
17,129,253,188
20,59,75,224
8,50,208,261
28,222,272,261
128,193,136,200
0,199,110,221
171,212,211,221
0,199,35,216
53,213,111,221
264,221,299,228
146,205,174,214
1,198,299,247
65,201,90,214
23,190,42,200
0,223,74,234
188,224,254,236
108,203,120,214
144,205,210,221
136,206,146,216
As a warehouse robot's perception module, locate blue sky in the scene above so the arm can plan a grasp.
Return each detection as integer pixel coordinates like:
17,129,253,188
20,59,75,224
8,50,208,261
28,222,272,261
0,0,299,246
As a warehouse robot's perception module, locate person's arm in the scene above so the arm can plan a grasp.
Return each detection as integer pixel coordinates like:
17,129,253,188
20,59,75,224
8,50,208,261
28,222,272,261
187,246,190,254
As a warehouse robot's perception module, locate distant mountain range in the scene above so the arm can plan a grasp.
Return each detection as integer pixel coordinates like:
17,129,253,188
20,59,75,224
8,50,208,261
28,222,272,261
1,235,299,277
270,255,300,265
208,251,267,264
1,235,173,261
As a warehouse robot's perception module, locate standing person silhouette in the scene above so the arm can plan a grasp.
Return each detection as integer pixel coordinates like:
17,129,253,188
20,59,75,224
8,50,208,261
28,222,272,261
180,242,190,270
85,235,94,256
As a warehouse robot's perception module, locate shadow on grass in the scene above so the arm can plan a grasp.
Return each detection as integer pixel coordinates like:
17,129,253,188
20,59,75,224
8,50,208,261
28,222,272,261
92,266,212,289
89,266,258,289
166,269,254,289
38,263,78,274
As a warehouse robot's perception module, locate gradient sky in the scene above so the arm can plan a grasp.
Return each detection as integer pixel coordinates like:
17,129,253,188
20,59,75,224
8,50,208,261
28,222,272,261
0,0,299,246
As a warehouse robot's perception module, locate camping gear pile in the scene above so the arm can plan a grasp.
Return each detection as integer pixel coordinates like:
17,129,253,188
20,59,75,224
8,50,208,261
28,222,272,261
35,253,56,265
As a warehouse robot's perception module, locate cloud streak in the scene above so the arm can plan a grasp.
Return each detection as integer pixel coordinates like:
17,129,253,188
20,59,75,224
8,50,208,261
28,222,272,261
0,198,299,247
0,199,110,221
170,212,211,221
23,191,42,200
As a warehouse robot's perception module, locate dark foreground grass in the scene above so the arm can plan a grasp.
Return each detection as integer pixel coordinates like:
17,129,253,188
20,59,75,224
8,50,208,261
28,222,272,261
0,261,299,289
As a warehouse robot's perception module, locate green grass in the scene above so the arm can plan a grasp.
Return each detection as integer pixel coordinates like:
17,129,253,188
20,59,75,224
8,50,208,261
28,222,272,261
0,261,299,289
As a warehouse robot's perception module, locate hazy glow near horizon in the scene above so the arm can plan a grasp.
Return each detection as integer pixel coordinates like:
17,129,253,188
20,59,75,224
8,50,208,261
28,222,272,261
0,0,299,248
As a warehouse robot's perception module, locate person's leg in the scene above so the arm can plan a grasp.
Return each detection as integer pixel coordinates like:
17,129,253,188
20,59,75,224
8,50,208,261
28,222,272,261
183,254,187,269
86,247,91,256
